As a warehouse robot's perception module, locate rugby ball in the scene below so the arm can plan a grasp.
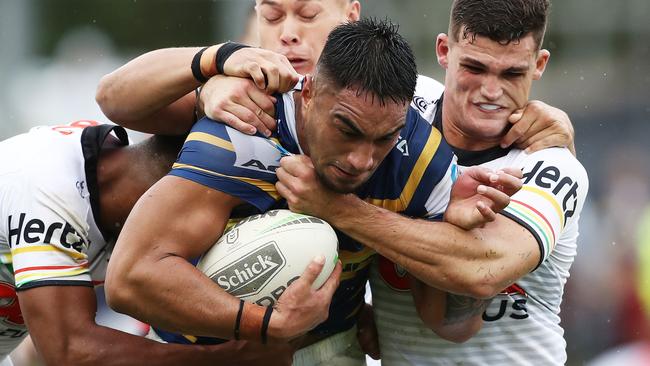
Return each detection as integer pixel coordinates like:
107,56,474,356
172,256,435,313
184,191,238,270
197,209,338,307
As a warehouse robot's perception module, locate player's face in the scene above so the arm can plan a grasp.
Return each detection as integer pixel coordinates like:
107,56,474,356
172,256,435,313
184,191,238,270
436,30,550,147
255,0,360,75
300,80,407,193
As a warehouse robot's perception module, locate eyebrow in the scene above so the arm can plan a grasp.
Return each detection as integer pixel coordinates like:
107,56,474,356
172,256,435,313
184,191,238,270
260,0,316,5
460,56,529,74
335,113,405,138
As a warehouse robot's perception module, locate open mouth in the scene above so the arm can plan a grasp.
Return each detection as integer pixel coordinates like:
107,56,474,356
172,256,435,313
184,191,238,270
475,103,504,112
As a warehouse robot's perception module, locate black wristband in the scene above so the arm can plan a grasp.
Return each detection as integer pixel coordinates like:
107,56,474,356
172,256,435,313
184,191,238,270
216,42,251,75
191,47,210,83
260,306,274,344
234,299,245,340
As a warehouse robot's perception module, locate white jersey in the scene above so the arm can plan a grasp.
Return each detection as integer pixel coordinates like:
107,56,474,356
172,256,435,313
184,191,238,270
0,121,127,357
371,97,589,365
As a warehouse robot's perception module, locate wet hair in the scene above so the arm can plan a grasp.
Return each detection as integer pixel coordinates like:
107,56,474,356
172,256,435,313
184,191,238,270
315,17,417,105
449,0,550,49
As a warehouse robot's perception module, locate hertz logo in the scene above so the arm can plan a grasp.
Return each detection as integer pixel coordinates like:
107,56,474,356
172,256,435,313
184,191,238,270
212,242,286,298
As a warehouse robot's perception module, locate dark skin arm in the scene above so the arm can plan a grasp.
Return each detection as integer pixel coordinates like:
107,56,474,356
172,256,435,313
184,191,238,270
18,285,296,366
106,176,340,342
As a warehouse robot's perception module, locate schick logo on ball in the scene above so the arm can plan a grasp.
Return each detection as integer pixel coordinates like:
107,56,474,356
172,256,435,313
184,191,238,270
212,242,286,297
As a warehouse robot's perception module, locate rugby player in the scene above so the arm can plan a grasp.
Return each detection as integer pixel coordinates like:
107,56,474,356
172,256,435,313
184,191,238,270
104,19,521,365
0,121,294,365
276,1,590,364
96,0,572,149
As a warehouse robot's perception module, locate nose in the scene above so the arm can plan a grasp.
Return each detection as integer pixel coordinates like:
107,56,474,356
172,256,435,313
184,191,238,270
480,75,503,101
346,143,375,173
280,17,301,46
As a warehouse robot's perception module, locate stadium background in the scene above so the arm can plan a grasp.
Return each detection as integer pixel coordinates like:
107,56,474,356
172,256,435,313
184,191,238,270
1,0,649,365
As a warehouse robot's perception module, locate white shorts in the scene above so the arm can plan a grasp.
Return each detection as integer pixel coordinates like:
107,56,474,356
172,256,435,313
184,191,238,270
0,356,13,366
293,326,366,366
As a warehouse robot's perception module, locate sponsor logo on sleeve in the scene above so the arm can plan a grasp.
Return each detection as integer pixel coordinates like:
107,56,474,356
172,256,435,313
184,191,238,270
522,160,580,226
7,213,86,252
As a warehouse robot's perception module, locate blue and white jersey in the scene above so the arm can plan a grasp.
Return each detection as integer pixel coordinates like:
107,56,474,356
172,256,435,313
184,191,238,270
158,77,457,344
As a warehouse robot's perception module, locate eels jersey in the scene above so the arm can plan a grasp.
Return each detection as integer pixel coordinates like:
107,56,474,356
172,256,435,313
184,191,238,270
0,121,127,357
371,96,590,365
157,76,457,344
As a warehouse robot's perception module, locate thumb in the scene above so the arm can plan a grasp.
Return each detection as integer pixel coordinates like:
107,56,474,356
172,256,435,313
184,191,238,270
508,109,524,124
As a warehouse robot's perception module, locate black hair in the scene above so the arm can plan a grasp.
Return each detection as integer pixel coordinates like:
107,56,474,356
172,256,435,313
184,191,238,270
450,0,550,49
316,17,417,105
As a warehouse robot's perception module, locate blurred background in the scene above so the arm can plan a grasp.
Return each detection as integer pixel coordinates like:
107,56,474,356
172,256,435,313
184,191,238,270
1,0,649,365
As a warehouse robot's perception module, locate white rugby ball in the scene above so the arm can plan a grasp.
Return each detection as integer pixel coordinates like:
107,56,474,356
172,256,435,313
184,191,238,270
197,209,338,307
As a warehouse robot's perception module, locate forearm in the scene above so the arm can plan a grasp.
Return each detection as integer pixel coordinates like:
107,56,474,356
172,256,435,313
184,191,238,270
329,196,528,297
107,254,249,340
42,325,222,366
96,46,218,134
410,277,487,343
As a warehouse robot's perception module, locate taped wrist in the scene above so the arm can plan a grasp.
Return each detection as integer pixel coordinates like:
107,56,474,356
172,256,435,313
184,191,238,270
216,42,251,75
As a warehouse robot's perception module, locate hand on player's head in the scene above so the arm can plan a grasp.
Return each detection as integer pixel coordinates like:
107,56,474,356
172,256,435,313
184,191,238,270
222,47,300,94
501,100,574,153
200,75,278,136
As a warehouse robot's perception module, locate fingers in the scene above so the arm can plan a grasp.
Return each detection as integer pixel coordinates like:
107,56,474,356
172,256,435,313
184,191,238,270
477,184,511,212
491,170,523,196
501,109,533,148
217,110,257,135
234,92,275,137
475,201,497,223
500,167,523,179
245,62,268,90
299,255,326,285
317,260,342,295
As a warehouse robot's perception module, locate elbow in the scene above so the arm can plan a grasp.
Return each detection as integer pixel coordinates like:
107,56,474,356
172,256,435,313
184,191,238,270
463,283,502,300
95,73,127,124
431,319,483,344
40,331,99,366
104,261,141,315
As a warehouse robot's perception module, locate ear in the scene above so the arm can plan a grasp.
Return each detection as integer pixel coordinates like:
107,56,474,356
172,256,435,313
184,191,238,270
533,49,550,80
347,1,361,22
301,75,314,108
436,33,450,69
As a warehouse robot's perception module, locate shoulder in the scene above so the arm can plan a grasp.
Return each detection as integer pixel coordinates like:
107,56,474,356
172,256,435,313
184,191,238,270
412,75,444,116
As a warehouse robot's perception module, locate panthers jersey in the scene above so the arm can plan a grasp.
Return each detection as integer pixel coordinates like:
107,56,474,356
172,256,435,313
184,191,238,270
371,96,590,365
0,121,128,357
159,76,457,344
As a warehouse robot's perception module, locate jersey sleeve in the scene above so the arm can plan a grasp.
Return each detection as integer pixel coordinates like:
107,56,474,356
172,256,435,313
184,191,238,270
169,118,284,212
6,174,93,290
502,147,589,266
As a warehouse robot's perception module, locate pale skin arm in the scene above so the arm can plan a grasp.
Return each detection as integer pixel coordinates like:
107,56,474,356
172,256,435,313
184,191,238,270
18,285,296,366
276,156,536,299
105,175,341,342
96,46,297,136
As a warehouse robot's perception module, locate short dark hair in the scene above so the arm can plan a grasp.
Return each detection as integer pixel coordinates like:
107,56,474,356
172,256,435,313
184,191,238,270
450,0,550,49
315,17,417,105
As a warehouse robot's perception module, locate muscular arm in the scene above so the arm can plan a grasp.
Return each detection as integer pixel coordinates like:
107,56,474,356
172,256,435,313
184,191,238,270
329,197,540,299
105,175,335,342
96,47,205,135
410,277,489,343
19,285,232,366
105,175,252,338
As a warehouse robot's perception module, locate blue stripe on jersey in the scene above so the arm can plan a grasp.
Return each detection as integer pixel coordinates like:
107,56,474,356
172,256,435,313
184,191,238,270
405,136,455,217
170,118,281,211
274,93,301,154
358,107,453,215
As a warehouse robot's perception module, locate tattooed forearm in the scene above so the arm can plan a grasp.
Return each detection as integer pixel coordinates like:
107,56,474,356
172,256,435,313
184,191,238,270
443,294,492,325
